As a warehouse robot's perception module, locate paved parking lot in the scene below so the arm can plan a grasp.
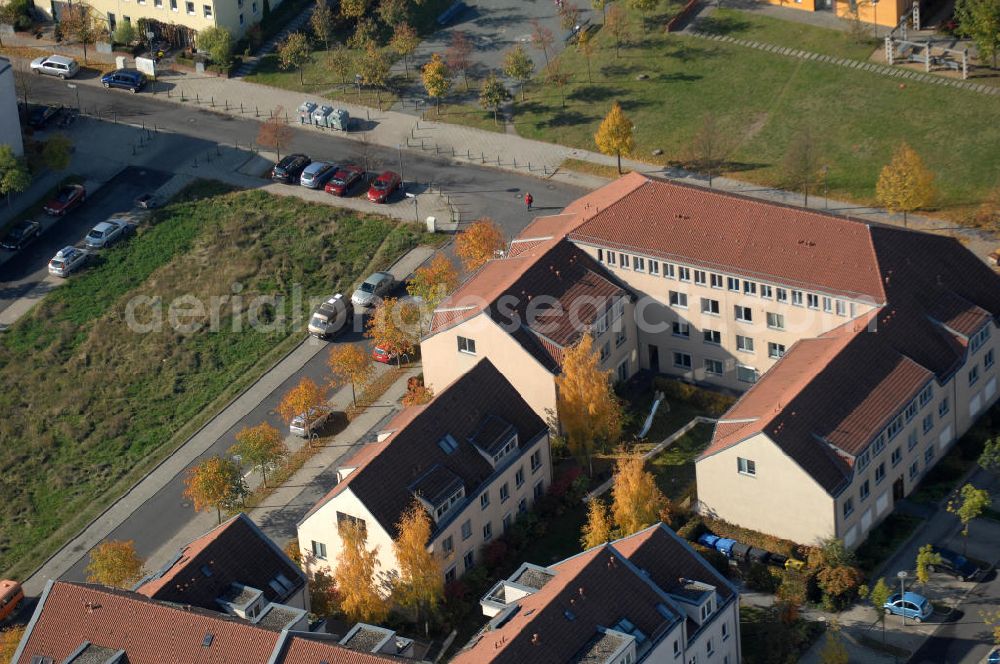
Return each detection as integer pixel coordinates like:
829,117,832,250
395,0,594,109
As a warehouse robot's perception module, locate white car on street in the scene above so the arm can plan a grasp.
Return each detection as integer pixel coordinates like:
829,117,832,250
30,54,80,79
290,408,330,437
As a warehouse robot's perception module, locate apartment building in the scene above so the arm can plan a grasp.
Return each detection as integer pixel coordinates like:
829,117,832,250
0,57,24,157
296,359,552,585
454,524,740,664
81,0,268,44
422,172,1000,549
422,214,638,420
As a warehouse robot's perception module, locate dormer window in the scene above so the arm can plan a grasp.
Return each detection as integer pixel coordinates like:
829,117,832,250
493,436,516,464
435,487,465,520
700,599,713,621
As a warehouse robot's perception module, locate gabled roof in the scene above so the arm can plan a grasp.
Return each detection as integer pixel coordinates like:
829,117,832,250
454,523,735,664
134,513,305,609
13,582,407,664
453,545,679,664
300,360,547,539
566,175,886,301
428,239,630,374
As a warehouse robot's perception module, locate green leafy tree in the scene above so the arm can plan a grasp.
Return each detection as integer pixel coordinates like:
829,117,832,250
377,0,410,26
326,43,355,85
502,44,534,101
594,101,634,174
348,16,377,49
341,0,371,19
197,26,233,67
277,31,312,85
978,435,1000,474
955,0,1000,68
421,53,452,112
112,20,137,46
360,42,390,109
948,483,991,553
915,543,944,585
42,134,73,171
390,23,420,79
86,539,146,588
229,422,288,487
858,578,893,642
0,146,31,208
310,0,335,50
478,72,509,125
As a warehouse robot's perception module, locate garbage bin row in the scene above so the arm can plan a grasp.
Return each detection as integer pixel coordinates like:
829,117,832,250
298,100,351,130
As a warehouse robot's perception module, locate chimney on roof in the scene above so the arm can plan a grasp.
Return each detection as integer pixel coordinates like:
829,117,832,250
607,555,617,569
532,634,541,647
578,587,586,600
85,602,94,614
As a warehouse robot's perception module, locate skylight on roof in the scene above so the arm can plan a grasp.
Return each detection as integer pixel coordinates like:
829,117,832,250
202,633,214,647
437,434,459,455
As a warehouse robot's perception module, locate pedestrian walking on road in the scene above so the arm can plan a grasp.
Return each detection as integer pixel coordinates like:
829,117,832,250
525,192,533,210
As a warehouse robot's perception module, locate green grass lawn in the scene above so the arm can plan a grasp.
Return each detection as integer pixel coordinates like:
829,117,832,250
695,8,880,60
648,424,713,502
0,182,432,578
508,4,1000,212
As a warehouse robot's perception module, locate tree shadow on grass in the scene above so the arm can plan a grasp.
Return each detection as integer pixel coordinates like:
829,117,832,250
655,72,703,83
692,15,752,36
545,109,593,128
567,85,628,103
600,62,641,78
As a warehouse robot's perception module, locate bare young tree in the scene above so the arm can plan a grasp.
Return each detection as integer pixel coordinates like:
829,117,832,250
530,19,555,66
687,113,732,187
781,127,823,206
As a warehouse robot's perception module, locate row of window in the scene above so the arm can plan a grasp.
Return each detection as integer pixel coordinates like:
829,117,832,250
673,351,759,383
596,248,855,316
844,444,938,519
671,323,786,359
969,349,995,386
855,383,940,473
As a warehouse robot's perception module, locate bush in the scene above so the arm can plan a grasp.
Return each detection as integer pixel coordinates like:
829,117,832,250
676,514,706,541
692,543,730,577
652,376,737,416
112,21,137,47
745,562,781,592
197,25,233,67
0,0,34,31
702,516,798,557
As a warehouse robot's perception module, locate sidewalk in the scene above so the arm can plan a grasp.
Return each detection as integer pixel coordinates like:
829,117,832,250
110,67,1000,262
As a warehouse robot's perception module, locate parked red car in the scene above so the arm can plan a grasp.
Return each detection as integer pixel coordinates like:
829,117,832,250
325,164,365,196
366,171,401,203
43,183,86,216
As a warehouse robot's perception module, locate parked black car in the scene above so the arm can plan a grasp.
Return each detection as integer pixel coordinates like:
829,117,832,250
28,104,61,128
929,546,982,581
0,219,42,251
271,154,311,183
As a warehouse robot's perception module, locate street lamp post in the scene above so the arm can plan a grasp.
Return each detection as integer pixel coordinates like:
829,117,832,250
822,165,830,209
396,143,404,192
897,570,908,626
355,74,362,98
67,83,80,112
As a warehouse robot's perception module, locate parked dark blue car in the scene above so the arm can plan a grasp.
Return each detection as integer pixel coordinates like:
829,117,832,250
101,69,146,93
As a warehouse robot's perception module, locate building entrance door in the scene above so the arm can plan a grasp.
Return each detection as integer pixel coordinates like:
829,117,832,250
649,344,660,373
892,476,905,503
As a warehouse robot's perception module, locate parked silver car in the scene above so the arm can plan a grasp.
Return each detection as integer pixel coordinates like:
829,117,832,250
290,408,330,437
351,271,395,308
299,161,337,189
30,55,80,79
85,219,133,249
48,246,88,277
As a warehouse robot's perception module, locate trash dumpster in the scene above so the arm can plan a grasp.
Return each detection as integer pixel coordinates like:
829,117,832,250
730,541,751,563
298,101,317,124
329,108,350,131
312,105,334,128
697,534,720,550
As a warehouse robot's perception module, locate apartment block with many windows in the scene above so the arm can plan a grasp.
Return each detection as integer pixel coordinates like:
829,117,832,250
296,359,552,585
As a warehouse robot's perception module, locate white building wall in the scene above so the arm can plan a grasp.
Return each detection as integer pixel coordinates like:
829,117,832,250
0,58,24,157
682,594,741,664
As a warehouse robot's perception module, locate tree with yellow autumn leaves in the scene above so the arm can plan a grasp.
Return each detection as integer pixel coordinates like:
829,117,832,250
876,142,936,227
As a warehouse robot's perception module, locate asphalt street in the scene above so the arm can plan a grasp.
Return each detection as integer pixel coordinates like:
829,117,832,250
14,75,584,585
909,568,1000,664
0,166,174,314
26,76,584,239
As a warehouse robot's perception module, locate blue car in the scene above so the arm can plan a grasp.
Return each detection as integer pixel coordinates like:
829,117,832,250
101,69,146,93
987,647,999,664
883,592,933,623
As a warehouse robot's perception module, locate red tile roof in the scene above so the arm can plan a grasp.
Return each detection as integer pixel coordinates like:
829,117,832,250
135,513,304,610
567,175,887,301
453,524,736,664
15,582,405,664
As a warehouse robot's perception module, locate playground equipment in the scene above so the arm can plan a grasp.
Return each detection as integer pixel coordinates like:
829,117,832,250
885,36,970,78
